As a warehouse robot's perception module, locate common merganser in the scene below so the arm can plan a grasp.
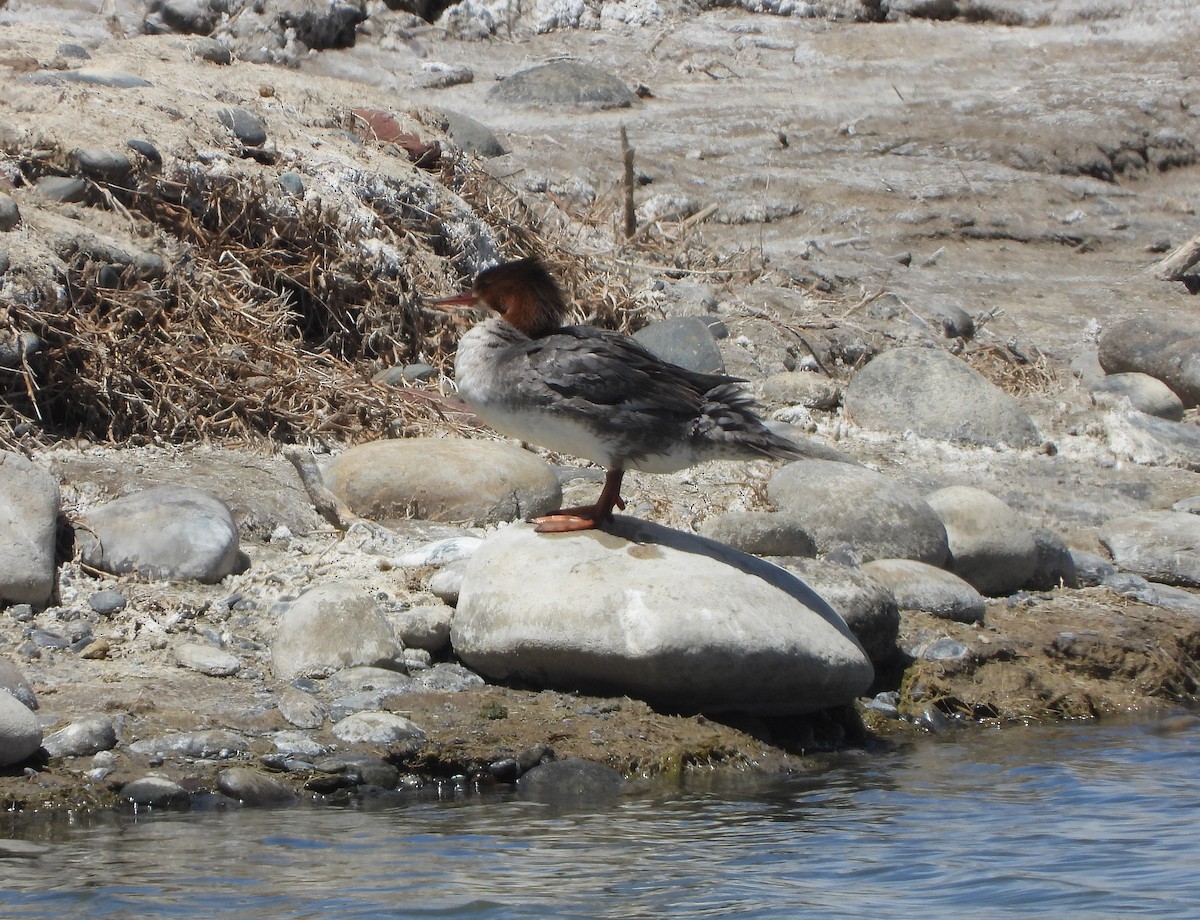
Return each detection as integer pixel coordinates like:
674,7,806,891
436,257,808,532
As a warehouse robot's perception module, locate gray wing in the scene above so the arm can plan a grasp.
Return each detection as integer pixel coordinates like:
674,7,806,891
513,326,744,416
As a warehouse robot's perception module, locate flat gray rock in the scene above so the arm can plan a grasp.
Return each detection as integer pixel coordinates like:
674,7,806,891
41,716,116,758
759,372,842,410
1099,511,1200,587
0,451,61,606
768,459,949,565
1089,372,1185,421
1098,316,1200,407
76,484,241,583
331,711,427,745
1072,550,1116,587
277,686,328,729
0,691,41,767
127,729,247,759
324,438,561,527
633,316,726,375
488,61,636,110
862,558,986,623
174,641,240,677
271,583,403,680
452,519,873,715
777,557,901,666
844,346,1040,448
217,767,298,806
698,510,817,557
925,485,1038,597
121,776,190,808
24,70,152,89
1109,411,1200,471
440,108,504,157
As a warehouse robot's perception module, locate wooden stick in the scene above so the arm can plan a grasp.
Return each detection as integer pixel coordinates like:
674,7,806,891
1157,232,1200,282
621,125,636,239
283,446,362,530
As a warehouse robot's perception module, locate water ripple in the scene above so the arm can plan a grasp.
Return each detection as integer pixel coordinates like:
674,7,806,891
2,717,1198,919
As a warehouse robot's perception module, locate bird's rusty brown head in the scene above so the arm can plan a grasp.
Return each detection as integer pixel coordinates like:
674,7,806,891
435,257,567,337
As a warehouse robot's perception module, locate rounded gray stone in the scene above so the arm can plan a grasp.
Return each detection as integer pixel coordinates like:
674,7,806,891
845,346,1040,448
633,316,726,375
42,70,152,89
0,193,19,231
324,438,561,527
488,61,636,110
1098,316,1200,407
778,557,901,666
277,686,328,729
127,729,248,759
1090,372,1185,421
192,37,233,65
925,485,1038,597
271,583,402,680
0,690,41,767
74,148,133,181
175,641,241,677
76,485,241,583
768,459,949,565
89,590,127,615
429,559,467,605
760,372,842,410
1099,511,1200,587
453,518,874,716
1027,529,1080,591
217,107,267,147
1072,549,1116,587
440,109,504,157
0,450,61,605
42,716,117,757
698,510,817,557
34,176,88,203
331,711,427,745
121,776,191,809
217,767,298,806
862,558,986,623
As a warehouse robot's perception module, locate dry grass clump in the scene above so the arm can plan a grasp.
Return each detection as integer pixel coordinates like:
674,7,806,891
963,341,1059,397
0,151,639,451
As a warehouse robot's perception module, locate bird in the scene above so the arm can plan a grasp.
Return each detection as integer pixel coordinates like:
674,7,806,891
435,256,809,533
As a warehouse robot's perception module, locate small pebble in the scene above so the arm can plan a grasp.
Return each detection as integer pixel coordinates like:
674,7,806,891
277,172,304,197
218,107,267,147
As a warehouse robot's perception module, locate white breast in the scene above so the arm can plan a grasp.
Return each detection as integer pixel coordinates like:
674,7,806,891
455,321,621,468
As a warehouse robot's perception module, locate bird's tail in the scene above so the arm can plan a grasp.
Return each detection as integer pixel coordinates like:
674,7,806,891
700,382,819,462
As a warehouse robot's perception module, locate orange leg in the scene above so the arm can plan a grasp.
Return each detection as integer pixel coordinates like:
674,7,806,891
531,469,626,533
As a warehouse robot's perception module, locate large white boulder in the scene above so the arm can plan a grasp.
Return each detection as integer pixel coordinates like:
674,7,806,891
452,518,874,715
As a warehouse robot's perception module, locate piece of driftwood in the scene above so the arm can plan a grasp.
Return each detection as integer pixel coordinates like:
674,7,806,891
1157,232,1200,283
284,446,362,530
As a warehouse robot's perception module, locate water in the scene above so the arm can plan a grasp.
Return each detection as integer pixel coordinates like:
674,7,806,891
2,716,1198,919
